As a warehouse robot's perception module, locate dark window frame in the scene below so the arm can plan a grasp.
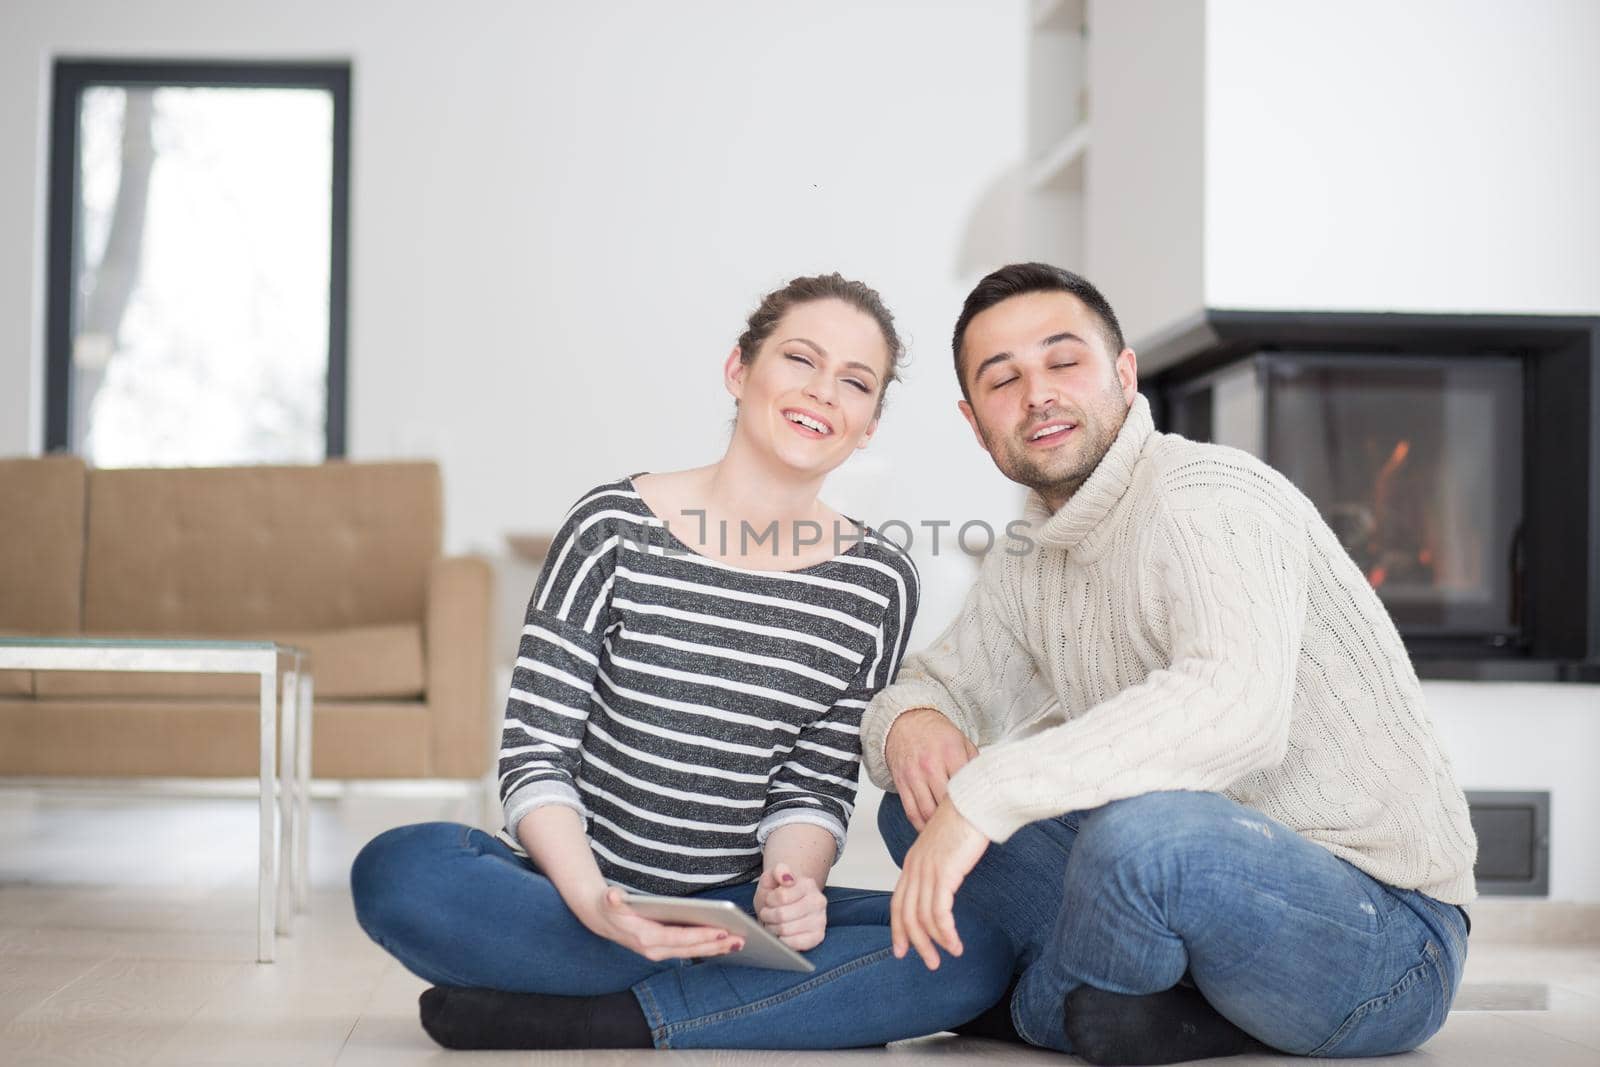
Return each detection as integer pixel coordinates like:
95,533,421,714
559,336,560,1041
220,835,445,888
45,58,352,459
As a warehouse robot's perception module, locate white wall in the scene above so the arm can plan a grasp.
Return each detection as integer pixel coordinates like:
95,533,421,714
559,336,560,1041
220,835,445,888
0,0,1030,643
1426,682,1600,902
1088,0,1600,347
1086,0,1207,347
1204,0,1600,316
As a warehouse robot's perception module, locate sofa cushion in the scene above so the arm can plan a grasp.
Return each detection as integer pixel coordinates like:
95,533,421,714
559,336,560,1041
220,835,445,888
32,623,425,701
83,462,441,635
275,623,426,699
0,698,435,778
0,455,87,634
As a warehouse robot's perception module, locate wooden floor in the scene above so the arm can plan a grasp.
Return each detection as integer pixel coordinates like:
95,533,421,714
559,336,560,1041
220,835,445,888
1,789,1597,1065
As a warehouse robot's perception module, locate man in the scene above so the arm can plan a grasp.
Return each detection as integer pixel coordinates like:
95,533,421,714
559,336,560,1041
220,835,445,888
867,263,1476,1063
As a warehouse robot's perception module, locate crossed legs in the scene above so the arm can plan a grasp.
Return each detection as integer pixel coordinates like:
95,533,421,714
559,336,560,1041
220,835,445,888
879,789,1467,1060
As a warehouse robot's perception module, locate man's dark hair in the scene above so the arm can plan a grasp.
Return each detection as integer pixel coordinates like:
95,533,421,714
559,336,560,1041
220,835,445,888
951,263,1125,398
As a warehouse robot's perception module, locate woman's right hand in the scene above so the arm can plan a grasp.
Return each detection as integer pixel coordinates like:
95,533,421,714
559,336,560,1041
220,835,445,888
577,887,745,961
517,807,741,961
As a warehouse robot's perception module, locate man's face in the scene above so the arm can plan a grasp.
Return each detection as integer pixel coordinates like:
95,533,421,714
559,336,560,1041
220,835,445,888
957,290,1138,509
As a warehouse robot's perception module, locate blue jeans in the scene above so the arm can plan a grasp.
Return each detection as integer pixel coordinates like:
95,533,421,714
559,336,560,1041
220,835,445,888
879,790,1468,1056
350,822,1013,1049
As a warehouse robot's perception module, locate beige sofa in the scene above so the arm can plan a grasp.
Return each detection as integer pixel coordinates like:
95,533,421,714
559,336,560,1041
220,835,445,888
0,456,493,780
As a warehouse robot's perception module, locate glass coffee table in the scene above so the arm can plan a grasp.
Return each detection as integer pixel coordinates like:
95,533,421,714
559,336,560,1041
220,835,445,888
0,637,313,963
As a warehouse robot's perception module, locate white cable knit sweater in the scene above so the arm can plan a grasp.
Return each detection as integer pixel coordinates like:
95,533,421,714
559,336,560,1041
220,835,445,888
862,394,1478,904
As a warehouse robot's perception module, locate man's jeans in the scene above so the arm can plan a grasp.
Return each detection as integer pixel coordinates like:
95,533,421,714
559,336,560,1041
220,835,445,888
351,822,1013,1049
879,790,1468,1056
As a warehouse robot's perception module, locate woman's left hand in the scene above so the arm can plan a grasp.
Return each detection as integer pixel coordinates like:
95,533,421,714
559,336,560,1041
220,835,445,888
755,862,828,951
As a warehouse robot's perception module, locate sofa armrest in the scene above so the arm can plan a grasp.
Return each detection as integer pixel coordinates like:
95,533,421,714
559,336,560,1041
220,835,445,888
425,554,494,778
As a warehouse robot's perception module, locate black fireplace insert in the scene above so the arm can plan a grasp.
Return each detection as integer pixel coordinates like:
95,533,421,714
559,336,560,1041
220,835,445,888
1143,310,1600,682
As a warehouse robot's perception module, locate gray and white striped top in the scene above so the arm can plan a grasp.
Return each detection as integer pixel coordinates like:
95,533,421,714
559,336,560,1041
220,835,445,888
497,477,919,895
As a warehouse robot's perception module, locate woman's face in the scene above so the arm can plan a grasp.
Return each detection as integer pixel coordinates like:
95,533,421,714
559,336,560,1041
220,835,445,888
726,298,890,478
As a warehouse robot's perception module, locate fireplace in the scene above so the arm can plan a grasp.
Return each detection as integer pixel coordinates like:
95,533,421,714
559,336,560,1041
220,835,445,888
1144,311,1600,681
1168,354,1525,641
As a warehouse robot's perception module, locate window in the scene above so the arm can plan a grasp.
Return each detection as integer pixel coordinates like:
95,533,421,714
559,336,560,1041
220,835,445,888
46,60,351,466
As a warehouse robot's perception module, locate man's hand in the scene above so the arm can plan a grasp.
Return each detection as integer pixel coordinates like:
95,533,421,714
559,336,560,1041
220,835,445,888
886,707,979,830
577,888,744,961
754,862,828,951
889,800,989,970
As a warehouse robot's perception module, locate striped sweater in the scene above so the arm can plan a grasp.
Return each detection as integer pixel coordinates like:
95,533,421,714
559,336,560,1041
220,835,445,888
498,477,920,895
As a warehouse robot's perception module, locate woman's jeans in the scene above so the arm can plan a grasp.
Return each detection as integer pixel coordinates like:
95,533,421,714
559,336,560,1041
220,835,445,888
880,789,1469,1057
350,822,1013,1049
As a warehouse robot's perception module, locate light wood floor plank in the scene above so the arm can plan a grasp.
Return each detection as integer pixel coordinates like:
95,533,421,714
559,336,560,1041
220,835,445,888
0,955,104,1027
0,957,245,1066
4,792,1599,1065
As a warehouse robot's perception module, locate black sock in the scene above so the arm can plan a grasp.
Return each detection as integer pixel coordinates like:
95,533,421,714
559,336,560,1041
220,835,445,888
418,985,653,1050
1064,984,1269,1065
952,979,1023,1044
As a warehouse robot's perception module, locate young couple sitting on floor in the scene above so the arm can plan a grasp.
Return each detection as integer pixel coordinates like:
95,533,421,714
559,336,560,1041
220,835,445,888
351,265,1476,1065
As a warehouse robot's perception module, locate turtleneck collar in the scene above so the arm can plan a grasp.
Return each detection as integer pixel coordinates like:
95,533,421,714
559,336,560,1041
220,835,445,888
1025,392,1155,552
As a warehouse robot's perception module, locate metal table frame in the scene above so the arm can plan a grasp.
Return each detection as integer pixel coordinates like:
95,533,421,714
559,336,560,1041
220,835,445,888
0,638,314,962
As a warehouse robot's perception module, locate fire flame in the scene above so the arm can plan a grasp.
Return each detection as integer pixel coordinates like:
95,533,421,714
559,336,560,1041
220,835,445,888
1376,440,1411,486
1367,440,1413,590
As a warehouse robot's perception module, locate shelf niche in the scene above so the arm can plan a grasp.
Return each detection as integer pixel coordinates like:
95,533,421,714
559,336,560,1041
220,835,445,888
1025,0,1089,270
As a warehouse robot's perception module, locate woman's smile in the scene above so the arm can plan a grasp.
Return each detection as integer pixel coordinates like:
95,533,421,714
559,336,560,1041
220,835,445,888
781,406,835,438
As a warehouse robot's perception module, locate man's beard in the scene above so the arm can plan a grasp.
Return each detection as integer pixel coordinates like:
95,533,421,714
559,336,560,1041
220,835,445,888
982,386,1129,505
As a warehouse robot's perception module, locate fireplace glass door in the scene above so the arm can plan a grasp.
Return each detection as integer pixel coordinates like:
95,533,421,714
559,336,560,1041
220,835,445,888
1169,354,1524,641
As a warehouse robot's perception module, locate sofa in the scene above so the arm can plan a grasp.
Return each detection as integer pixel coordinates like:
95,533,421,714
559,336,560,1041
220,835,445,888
0,456,494,781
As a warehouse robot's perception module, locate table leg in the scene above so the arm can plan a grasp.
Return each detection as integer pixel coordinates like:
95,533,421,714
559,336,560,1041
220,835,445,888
276,660,299,936
257,665,279,964
294,671,314,912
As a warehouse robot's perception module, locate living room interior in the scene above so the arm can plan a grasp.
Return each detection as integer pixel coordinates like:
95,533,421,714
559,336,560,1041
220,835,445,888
1,1,1597,1064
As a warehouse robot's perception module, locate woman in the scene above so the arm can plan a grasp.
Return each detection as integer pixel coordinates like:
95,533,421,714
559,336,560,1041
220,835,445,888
351,274,1013,1050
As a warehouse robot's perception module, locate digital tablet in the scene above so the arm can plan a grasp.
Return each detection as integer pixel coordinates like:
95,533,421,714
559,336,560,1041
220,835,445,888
620,894,816,973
